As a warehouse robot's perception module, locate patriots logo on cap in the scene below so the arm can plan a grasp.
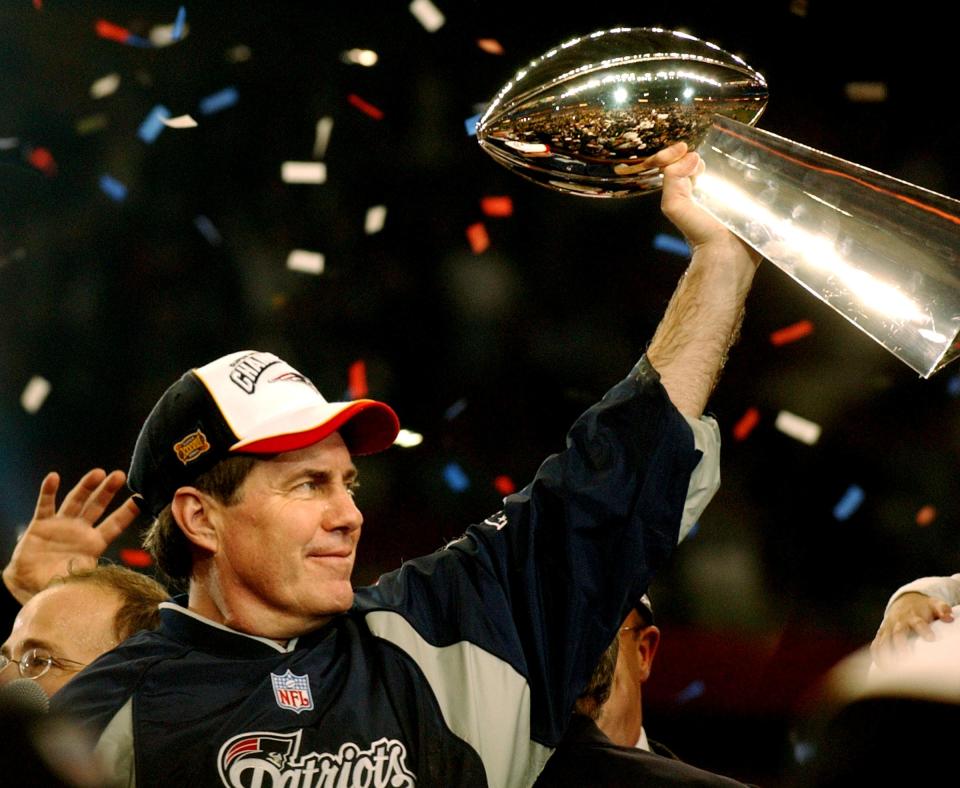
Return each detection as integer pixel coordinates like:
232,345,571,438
270,669,314,714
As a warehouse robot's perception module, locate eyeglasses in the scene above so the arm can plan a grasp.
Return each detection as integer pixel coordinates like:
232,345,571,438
0,647,88,680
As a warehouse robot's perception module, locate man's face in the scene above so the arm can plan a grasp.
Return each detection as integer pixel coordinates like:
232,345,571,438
207,432,364,638
0,583,123,697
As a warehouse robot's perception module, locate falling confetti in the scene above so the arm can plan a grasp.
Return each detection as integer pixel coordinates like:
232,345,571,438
365,205,387,235
464,113,480,136
394,429,424,448
732,407,760,441
120,548,153,568
770,320,814,346
99,174,128,202
341,49,379,67
677,680,705,704
226,44,252,63
443,462,470,492
481,196,513,218
20,376,51,414
199,87,239,115
915,505,937,527
0,138,19,150
409,0,445,32
347,94,384,120
493,475,515,495
27,147,57,177
313,116,334,158
845,82,887,103
653,233,690,257
775,410,821,445
95,19,150,47
281,161,327,184
76,114,109,135
193,215,222,245
348,360,368,400
137,105,171,144
466,222,489,254
90,73,121,100
444,398,467,420
161,115,198,129
171,6,186,41
833,485,865,521
286,249,324,275
476,39,504,55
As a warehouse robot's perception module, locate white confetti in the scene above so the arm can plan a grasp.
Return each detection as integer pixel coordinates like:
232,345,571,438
286,250,325,275
313,116,334,159
341,48,379,67
409,0,445,32
161,114,198,129
149,22,190,47
90,73,121,100
394,429,423,448
0,138,19,150
364,205,387,235
281,161,327,184
775,410,821,445
21,376,51,414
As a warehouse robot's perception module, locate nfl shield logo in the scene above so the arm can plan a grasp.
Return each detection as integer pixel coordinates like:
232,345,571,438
270,670,314,714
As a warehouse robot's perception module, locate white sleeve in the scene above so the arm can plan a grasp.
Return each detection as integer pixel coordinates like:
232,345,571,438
885,574,960,614
677,414,720,544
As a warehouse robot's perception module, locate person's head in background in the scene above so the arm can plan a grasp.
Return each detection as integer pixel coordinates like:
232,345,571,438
577,594,660,747
0,564,168,697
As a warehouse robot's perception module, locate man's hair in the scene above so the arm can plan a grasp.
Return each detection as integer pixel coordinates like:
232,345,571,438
142,454,259,584
575,634,620,719
51,565,169,642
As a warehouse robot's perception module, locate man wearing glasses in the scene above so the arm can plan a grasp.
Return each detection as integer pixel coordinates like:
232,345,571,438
1,565,167,699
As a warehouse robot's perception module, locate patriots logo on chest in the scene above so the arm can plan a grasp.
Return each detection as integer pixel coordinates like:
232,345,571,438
271,669,314,714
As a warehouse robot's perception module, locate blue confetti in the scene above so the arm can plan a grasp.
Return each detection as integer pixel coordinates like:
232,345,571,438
653,233,690,257
199,87,239,116
172,6,186,41
194,215,222,246
833,484,865,521
464,113,481,137
443,462,470,492
793,741,816,765
444,398,467,421
676,679,705,704
99,174,127,202
137,105,170,144
947,373,960,397
126,34,152,48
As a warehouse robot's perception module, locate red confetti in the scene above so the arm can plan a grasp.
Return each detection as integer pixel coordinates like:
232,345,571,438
770,319,814,346
95,19,132,44
493,475,515,495
27,146,57,177
120,548,153,568
732,407,760,441
347,93,384,120
916,505,937,527
466,222,490,254
481,196,513,218
477,39,504,55
348,360,368,400
33,0,43,9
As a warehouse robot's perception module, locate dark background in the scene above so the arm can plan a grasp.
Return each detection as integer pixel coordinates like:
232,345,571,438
2,1,958,783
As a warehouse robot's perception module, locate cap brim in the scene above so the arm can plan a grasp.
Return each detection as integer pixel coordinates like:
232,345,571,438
230,399,400,456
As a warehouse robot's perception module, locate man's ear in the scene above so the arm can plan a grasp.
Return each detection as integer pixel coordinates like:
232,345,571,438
636,625,661,681
171,487,220,554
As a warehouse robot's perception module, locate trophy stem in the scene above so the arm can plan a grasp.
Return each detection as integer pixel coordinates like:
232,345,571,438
692,116,960,378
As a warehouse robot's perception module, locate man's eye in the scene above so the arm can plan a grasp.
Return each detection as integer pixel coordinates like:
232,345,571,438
347,482,361,498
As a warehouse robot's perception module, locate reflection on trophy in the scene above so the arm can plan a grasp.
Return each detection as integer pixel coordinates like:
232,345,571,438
476,28,960,378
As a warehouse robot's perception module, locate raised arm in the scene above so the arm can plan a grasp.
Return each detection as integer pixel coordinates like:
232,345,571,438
646,143,762,418
2,469,140,604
